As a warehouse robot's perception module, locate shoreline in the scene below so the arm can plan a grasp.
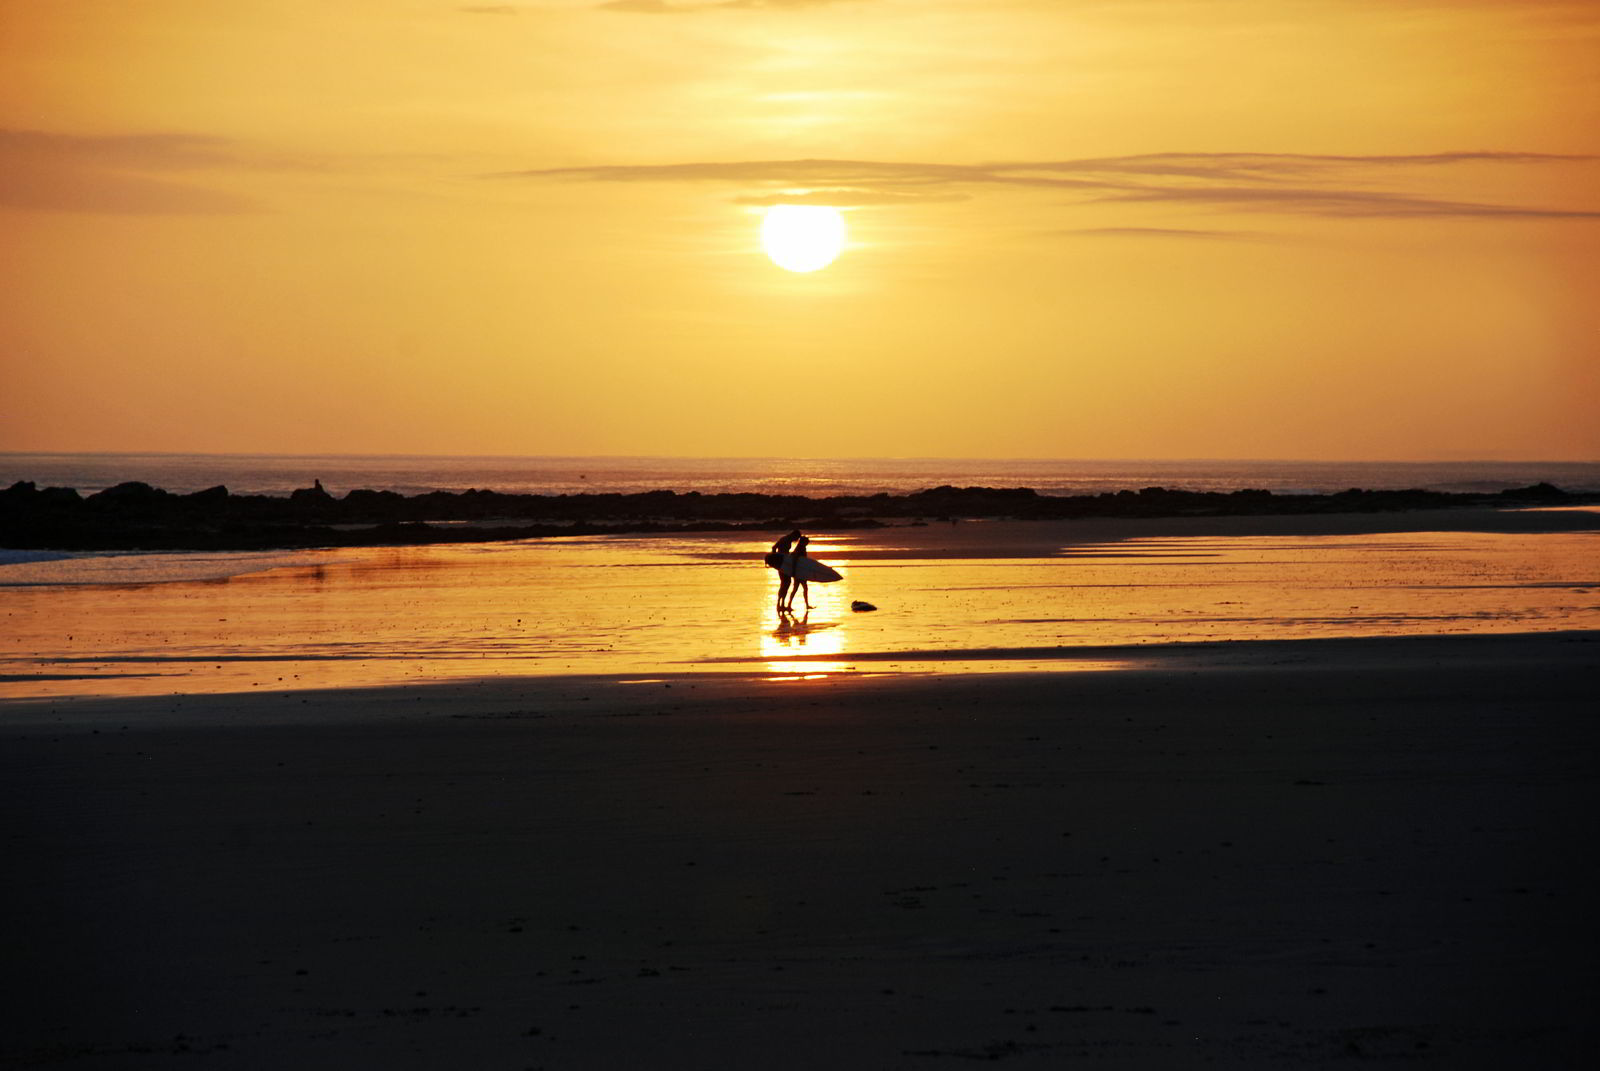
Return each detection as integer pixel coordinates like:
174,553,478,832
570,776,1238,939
3,629,1595,1067
6,628,1595,727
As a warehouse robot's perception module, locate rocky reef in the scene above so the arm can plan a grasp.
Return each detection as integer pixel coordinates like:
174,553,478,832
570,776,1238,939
0,478,1589,551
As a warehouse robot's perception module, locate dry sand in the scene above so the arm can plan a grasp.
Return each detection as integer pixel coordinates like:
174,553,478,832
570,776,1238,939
3,630,1596,1068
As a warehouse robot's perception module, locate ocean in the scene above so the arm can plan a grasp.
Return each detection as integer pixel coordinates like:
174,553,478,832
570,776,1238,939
3,452,1598,498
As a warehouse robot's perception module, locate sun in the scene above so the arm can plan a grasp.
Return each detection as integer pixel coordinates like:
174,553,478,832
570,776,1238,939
760,204,847,273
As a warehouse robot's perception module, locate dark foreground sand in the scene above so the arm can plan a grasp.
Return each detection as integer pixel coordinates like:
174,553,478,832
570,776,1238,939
3,632,1597,1068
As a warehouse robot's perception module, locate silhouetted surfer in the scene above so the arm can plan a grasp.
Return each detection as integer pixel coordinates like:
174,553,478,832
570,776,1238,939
788,534,813,611
769,529,803,611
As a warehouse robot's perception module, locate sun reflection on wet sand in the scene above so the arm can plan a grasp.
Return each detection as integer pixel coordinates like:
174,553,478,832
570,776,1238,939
1,523,1597,700
763,610,851,676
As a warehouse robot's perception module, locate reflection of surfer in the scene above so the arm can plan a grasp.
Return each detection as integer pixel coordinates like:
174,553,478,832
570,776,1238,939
773,608,810,642
771,609,840,643
769,529,803,611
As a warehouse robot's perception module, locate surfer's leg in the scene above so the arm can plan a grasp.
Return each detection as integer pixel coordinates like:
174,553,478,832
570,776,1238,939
778,553,795,609
799,580,811,609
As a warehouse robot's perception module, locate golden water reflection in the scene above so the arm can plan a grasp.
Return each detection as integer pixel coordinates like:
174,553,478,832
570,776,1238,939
2,525,1597,700
762,610,850,675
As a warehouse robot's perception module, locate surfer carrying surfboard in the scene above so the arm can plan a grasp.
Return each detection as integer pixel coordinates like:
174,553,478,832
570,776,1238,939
768,529,803,611
765,529,843,611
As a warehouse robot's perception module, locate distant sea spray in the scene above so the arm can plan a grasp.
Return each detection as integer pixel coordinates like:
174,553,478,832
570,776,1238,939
2,453,1598,499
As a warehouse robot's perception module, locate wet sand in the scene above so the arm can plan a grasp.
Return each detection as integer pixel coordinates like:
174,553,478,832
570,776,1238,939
4,506,1600,699
3,630,1596,1068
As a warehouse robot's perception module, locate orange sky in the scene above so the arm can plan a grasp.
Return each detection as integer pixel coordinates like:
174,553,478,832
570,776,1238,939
2,0,1596,460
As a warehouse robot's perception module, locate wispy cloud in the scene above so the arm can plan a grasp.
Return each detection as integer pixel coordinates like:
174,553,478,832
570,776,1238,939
733,188,969,207
0,129,242,169
0,129,262,214
600,0,864,13
0,128,318,172
1065,226,1266,241
1000,151,1591,182
495,151,1599,222
1100,185,1600,221
493,157,1103,190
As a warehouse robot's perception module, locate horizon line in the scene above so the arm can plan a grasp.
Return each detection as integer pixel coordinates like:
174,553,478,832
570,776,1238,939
2,450,1597,466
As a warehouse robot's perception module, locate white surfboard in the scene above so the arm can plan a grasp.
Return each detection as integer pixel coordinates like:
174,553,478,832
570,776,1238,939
764,552,842,583
791,556,842,583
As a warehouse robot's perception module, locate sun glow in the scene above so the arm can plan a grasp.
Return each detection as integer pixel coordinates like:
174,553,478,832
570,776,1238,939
760,204,846,273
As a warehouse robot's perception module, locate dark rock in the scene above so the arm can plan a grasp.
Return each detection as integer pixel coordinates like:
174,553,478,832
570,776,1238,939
345,488,404,504
90,481,165,502
1499,481,1567,501
289,479,334,503
2,474,1594,552
1,481,82,510
851,601,878,612
42,486,82,507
